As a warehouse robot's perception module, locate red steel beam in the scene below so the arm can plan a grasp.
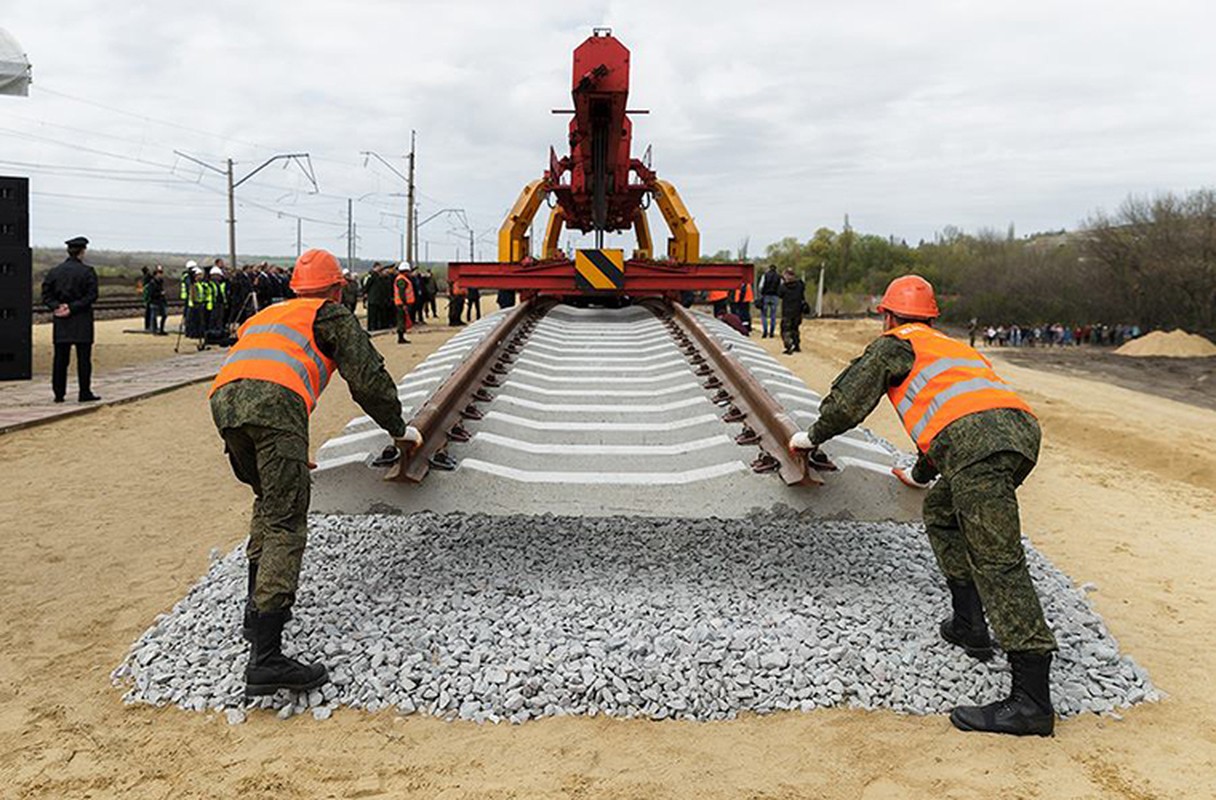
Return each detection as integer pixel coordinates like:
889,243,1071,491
448,259,753,294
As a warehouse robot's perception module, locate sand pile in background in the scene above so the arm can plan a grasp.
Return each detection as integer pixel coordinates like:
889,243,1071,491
1115,330,1216,358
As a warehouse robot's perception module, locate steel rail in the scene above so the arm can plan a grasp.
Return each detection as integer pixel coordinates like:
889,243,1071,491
385,298,555,483
654,300,819,486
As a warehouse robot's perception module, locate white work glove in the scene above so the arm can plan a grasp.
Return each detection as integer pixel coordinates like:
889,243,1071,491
400,425,424,448
788,431,813,451
891,466,931,489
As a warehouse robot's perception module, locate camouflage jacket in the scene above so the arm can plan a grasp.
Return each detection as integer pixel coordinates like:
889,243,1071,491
210,301,405,442
808,334,1040,481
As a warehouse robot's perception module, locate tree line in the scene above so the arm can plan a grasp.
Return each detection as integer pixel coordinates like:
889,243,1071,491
753,188,1216,336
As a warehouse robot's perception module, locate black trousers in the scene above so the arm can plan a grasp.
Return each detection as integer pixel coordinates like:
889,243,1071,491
52,342,93,400
152,300,168,333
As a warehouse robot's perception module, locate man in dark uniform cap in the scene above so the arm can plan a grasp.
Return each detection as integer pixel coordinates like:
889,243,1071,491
41,236,100,403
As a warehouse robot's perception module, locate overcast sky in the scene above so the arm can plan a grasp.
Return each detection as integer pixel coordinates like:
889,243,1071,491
3,0,1212,263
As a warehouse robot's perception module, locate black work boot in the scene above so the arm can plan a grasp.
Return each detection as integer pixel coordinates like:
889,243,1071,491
950,651,1055,736
242,562,290,643
241,561,258,643
939,579,995,661
244,609,328,698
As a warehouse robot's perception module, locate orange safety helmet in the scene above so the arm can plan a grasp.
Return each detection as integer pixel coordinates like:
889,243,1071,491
876,274,939,320
290,249,344,293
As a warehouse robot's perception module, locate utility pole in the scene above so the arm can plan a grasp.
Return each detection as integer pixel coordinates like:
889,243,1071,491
226,159,236,272
816,264,826,317
407,130,416,266
413,206,420,264
296,218,302,258
175,150,317,269
469,227,475,261
361,137,414,263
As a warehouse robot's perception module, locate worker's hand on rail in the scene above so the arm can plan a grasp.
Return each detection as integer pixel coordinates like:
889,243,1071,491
787,431,813,452
891,466,931,489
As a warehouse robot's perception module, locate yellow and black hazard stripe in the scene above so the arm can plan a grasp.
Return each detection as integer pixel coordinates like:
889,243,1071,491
574,249,626,292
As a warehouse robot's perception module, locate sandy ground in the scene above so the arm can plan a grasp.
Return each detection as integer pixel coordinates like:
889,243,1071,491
1,315,1215,799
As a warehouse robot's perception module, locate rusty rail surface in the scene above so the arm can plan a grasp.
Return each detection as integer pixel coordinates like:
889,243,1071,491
655,300,819,486
385,298,552,483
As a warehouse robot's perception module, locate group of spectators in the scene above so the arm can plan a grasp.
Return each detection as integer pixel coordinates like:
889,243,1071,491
359,262,441,331
171,259,295,341
706,265,811,355
970,320,1144,349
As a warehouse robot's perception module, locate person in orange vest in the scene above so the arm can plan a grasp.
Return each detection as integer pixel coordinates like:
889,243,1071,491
447,276,467,327
705,289,730,318
393,262,415,344
790,275,1057,736
209,248,421,699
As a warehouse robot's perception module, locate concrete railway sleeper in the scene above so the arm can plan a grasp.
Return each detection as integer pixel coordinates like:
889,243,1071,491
312,302,920,520
386,298,824,489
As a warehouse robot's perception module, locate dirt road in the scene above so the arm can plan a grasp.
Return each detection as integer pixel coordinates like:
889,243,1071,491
2,317,1214,798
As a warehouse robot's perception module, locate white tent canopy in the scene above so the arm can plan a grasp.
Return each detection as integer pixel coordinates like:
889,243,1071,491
0,28,31,97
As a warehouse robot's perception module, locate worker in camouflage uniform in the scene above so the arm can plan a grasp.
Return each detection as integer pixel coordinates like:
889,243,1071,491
209,248,421,698
790,275,1057,736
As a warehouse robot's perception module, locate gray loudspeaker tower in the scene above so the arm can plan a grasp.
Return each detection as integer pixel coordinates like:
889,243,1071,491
0,176,32,381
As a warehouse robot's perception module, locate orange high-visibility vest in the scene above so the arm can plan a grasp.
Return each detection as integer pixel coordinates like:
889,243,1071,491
209,298,336,413
394,274,415,306
886,323,1034,453
733,283,754,303
706,290,729,302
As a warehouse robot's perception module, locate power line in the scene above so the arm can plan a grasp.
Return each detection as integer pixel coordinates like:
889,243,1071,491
35,83,369,169
35,84,276,153
0,158,172,177
0,126,177,170
31,190,225,207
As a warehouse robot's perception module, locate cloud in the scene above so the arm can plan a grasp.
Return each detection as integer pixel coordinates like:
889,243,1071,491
3,0,1214,260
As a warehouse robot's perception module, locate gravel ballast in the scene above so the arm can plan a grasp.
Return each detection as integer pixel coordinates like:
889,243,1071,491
113,512,1158,723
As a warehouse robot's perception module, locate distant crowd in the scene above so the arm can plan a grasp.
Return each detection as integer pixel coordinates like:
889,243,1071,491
137,258,514,343
969,320,1144,349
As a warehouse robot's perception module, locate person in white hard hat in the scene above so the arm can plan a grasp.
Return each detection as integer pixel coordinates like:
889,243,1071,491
206,266,228,334
181,260,207,338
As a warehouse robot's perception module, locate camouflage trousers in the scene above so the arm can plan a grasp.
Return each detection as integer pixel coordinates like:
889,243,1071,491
220,424,311,613
780,315,802,352
923,451,1057,654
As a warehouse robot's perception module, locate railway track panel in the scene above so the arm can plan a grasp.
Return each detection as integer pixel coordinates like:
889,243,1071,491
312,304,920,521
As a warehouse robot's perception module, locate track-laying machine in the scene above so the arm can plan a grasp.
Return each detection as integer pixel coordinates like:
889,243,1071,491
311,30,916,522
448,28,753,299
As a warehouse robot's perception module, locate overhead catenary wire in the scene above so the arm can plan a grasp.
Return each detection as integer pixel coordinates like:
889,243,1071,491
6,87,474,255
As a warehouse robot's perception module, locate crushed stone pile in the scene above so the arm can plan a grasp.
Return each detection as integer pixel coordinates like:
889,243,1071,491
1115,329,1216,358
113,512,1158,724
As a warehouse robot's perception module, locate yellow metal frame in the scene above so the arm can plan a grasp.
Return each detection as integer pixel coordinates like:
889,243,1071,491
542,206,565,260
652,179,700,263
631,209,653,260
495,176,700,264
497,178,547,262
